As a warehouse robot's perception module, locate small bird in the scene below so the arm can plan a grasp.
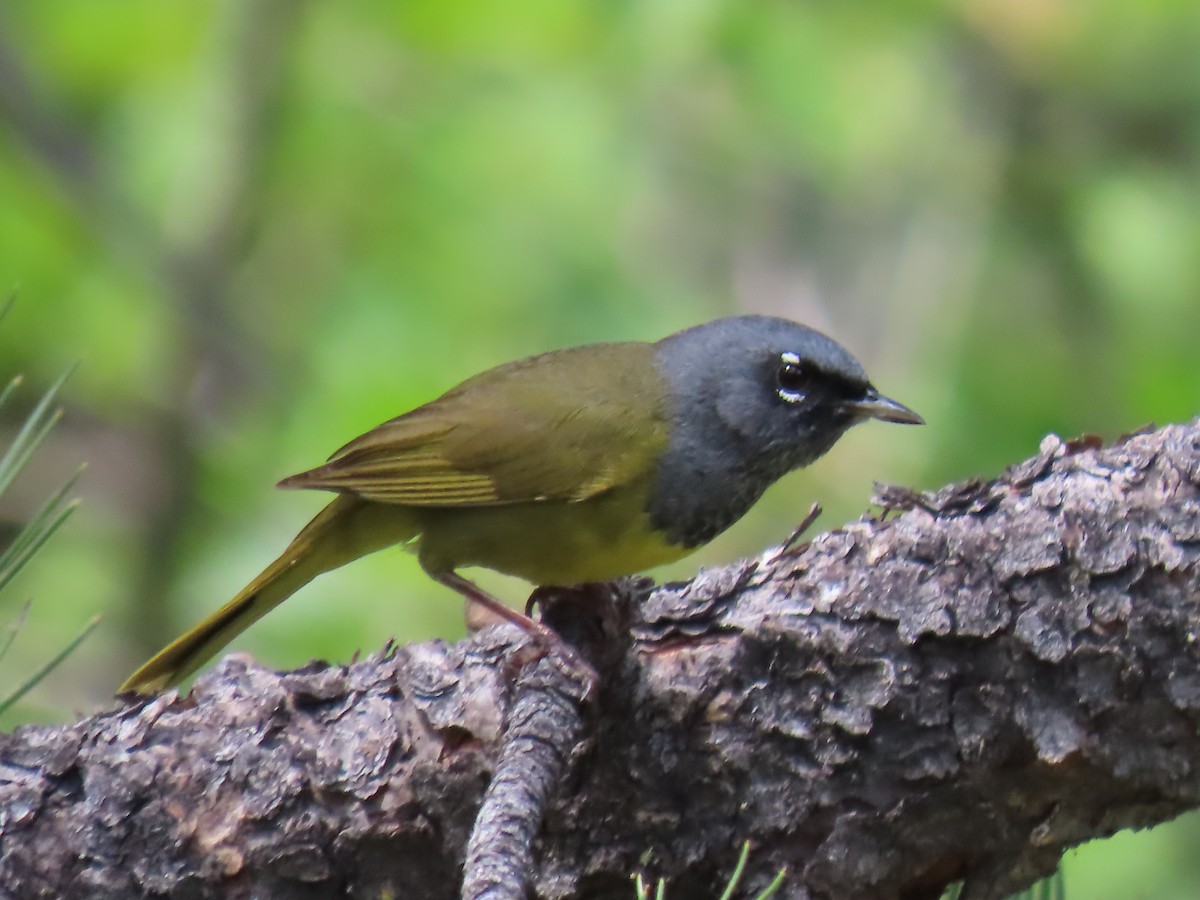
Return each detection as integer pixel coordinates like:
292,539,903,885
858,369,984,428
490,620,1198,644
120,315,922,694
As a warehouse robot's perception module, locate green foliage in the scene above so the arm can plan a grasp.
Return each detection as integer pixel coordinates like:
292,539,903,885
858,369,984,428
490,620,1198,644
0,304,89,717
0,612,98,719
0,369,78,593
633,841,786,900
1022,870,1067,900
941,869,1065,900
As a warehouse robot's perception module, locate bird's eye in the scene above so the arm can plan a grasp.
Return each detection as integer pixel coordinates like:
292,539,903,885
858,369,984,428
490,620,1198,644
776,352,810,402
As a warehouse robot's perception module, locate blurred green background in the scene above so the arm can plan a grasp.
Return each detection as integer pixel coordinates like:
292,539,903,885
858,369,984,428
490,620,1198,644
1,1,1198,895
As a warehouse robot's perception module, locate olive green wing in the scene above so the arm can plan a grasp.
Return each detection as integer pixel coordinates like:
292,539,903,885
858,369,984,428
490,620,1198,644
278,343,671,506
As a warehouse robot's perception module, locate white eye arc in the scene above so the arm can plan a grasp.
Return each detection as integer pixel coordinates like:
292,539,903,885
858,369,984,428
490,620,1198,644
776,351,807,403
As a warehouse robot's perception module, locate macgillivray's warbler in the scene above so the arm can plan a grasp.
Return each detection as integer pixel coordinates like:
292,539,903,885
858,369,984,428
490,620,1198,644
121,315,922,694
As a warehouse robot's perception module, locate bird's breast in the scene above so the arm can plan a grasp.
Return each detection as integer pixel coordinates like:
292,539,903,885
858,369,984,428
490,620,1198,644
413,481,692,585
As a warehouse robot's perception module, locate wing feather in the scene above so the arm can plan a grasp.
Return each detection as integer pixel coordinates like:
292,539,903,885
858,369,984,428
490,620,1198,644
278,343,670,507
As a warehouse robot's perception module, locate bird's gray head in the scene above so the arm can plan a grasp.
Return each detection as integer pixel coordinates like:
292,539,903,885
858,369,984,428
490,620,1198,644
647,315,921,547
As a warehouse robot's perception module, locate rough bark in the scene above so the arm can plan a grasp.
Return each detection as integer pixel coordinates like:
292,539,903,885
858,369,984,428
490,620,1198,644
5,421,1200,899
461,656,587,900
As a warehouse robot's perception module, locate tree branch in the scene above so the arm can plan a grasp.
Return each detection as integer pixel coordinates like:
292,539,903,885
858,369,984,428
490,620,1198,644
4,421,1200,899
462,657,587,900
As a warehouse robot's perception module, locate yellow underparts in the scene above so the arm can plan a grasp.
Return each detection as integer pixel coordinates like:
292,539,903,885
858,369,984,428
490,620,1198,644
120,484,689,694
414,479,692,584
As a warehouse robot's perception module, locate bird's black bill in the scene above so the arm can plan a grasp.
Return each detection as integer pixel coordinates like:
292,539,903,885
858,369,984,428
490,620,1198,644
842,389,924,425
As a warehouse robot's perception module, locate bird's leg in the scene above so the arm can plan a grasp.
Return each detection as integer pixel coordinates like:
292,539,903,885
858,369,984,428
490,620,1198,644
434,570,597,695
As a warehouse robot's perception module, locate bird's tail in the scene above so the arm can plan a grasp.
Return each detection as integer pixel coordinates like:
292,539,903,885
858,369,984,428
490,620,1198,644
119,495,419,695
